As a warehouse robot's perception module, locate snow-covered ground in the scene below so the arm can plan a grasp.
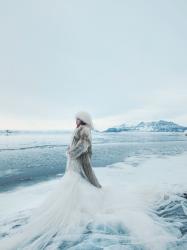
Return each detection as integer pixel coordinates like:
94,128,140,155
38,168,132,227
0,152,187,249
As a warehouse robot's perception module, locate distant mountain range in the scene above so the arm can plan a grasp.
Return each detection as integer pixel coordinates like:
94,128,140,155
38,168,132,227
103,120,187,132
1,120,187,134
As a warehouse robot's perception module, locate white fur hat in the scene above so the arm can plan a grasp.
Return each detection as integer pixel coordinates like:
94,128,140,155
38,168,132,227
75,111,94,130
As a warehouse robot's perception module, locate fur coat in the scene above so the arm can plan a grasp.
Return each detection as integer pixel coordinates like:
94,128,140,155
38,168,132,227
66,124,102,188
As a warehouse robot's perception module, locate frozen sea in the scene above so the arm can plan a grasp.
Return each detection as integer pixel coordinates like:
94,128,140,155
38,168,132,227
0,130,187,249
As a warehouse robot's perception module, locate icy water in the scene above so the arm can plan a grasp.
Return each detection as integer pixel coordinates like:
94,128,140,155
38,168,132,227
0,131,187,249
0,131,187,192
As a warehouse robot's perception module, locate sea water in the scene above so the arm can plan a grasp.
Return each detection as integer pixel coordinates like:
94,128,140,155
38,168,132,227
0,131,187,249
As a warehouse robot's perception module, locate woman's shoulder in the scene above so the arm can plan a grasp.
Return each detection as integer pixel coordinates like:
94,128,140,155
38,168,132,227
79,125,91,136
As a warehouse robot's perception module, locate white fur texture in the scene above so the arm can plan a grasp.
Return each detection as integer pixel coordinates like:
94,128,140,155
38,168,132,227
75,111,94,130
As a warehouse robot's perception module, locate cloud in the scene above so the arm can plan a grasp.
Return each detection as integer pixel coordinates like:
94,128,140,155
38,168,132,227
0,1,186,130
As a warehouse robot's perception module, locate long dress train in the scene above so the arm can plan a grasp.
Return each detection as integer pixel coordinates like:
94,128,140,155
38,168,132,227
0,125,104,249
0,155,104,250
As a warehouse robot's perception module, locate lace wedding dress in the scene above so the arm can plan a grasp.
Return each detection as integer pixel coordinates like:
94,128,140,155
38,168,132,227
0,125,104,250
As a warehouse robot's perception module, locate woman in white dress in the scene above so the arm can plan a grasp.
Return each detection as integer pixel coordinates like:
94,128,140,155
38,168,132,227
1,111,104,250
1,111,176,250
66,111,102,188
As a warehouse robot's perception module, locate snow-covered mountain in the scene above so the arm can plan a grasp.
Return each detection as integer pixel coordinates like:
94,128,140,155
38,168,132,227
104,120,187,132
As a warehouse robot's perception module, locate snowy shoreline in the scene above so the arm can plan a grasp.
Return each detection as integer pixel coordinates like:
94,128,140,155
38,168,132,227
0,152,187,249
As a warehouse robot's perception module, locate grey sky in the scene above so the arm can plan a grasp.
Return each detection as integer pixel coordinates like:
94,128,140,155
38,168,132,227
0,0,187,130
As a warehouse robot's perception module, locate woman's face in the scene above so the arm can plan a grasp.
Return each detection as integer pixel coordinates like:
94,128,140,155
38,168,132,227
76,118,81,127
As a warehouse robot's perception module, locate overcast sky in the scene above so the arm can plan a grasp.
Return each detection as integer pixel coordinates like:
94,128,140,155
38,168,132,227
0,0,187,130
